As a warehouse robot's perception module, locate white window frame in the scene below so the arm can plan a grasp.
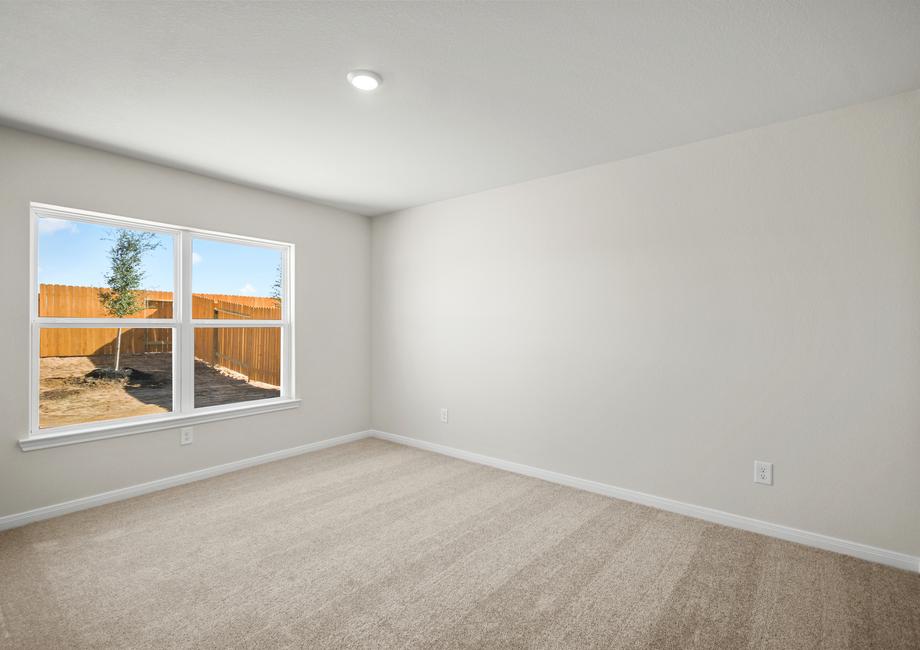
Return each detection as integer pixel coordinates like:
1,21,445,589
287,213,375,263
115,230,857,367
21,202,298,451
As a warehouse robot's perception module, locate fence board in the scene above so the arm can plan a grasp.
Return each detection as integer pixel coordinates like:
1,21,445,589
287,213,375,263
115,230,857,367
39,284,281,386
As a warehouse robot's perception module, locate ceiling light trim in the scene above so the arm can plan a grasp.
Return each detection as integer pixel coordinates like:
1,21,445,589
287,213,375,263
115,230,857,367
346,69,382,92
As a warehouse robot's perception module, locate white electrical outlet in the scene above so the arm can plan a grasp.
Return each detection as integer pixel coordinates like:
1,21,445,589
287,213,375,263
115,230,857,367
440,408,449,424
754,460,772,485
180,428,194,445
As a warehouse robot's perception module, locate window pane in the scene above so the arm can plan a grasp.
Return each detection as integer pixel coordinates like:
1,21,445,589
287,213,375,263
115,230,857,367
192,238,282,320
194,327,280,408
37,217,174,318
39,327,173,429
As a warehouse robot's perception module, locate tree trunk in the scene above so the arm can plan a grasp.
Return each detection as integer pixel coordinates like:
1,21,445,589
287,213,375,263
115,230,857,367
114,327,122,371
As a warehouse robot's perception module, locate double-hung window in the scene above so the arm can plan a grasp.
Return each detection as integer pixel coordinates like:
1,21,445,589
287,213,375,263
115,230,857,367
24,203,297,450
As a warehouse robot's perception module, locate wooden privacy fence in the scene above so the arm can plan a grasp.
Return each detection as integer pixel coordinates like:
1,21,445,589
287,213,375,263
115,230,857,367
193,323,281,386
191,295,281,385
39,327,175,359
39,284,282,386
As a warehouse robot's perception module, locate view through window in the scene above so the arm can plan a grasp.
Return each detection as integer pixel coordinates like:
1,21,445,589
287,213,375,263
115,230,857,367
32,205,293,434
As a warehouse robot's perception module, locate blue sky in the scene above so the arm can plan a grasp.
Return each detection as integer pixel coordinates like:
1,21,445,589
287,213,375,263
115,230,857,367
38,218,281,297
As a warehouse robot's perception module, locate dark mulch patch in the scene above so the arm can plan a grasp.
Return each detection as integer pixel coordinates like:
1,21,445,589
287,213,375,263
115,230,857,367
84,367,162,385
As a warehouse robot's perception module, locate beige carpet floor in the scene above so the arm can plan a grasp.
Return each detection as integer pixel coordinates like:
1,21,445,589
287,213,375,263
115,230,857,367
0,438,917,649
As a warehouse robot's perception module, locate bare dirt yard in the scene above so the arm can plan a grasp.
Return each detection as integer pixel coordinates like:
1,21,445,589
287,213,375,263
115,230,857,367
40,353,280,429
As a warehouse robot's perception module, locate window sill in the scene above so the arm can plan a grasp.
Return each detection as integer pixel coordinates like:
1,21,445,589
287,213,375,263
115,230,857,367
18,399,302,451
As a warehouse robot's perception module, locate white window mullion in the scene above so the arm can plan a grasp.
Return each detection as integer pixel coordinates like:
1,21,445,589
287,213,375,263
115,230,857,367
35,318,178,328
283,243,294,399
282,243,292,323
29,322,40,435
179,231,195,414
185,319,284,328
281,323,293,399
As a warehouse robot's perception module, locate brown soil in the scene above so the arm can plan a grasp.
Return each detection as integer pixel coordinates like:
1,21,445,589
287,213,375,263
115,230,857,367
40,353,280,430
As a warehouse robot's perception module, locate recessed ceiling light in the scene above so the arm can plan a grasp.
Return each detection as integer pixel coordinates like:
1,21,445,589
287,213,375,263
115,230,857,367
347,70,382,92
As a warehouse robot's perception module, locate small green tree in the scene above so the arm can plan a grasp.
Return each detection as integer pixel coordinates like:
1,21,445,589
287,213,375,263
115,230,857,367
270,263,282,306
98,230,161,371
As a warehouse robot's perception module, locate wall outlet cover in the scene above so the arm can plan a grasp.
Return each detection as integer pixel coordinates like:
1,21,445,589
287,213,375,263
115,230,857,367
754,460,773,485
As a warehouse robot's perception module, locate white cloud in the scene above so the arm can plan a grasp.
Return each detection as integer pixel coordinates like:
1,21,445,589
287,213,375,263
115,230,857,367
38,217,78,235
240,282,256,294
192,252,203,265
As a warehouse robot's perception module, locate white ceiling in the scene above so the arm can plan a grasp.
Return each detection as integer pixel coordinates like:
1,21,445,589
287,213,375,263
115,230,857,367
2,1,920,216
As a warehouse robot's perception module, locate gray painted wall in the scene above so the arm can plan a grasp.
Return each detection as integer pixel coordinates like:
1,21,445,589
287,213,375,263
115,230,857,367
0,126,371,517
371,91,920,556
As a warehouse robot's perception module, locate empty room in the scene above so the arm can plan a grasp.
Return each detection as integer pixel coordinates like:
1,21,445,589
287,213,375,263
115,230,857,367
1,1,918,648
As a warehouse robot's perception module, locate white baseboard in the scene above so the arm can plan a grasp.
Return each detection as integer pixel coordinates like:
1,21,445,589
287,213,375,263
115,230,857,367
0,430,372,532
4,428,916,574
371,430,919,574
